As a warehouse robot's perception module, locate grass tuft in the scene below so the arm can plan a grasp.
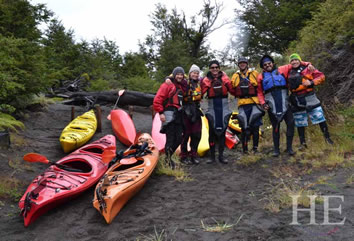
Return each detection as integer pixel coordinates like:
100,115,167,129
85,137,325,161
201,215,243,233
136,226,167,241
155,154,193,182
0,176,24,201
261,179,323,213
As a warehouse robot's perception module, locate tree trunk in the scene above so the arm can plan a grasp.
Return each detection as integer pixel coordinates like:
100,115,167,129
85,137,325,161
59,90,155,107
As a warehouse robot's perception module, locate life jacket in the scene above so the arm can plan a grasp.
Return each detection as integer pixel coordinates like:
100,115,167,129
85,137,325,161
262,69,287,93
207,74,228,98
234,72,257,98
184,79,202,102
163,83,184,109
288,65,311,93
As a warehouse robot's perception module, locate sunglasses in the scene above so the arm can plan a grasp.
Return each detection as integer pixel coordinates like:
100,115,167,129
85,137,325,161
263,62,272,67
210,66,220,69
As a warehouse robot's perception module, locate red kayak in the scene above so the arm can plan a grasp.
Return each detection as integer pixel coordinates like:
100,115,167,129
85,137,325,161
110,109,136,146
151,113,166,152
18,135,116,227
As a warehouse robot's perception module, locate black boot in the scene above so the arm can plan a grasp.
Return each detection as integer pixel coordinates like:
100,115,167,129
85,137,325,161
286,135,295,156
297,127,307,150
206,145,216,164
241,131,248,154
218,140,228,164
190,156,200,165
320,122,334,145
252,127,259,154
180,157,192,165
165,151,175,170
219,153,228,164
272,130,280,157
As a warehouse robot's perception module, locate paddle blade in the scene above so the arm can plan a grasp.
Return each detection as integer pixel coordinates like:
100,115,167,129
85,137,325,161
102,149,116,163
118,89,125,96
120,157,138,165
23,153,50,164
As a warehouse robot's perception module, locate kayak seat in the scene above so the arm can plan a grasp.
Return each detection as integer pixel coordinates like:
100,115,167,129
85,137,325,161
81,147,104,154
61,160,92,173
114,160,144,171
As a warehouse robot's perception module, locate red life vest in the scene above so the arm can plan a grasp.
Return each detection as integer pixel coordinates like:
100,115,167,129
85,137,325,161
234,72,257,98
163,86,184,109
207,77,228,98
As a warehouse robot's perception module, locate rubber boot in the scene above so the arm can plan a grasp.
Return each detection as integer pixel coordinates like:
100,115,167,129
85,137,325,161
165,150,175,170
252,127,259,153
218,151,228,164
286,135,295,156
319,122,334,145
218,140,228,164
241,131,248,154
180,157,192,165
206,144,215,164
190,155,200,165
297,127,307,150
272,130,280,157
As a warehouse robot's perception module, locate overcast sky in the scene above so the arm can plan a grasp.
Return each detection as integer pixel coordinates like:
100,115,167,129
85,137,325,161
30,0,238,54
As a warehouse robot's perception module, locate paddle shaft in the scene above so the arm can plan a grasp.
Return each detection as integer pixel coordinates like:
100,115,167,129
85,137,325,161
112,90,125,110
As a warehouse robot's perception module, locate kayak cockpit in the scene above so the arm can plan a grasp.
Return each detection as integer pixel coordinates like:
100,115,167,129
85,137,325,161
58,159,92,173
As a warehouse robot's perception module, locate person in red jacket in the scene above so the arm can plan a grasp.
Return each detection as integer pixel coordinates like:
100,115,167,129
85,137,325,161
153,67,187,169
287,53,333,147
201,60,234,164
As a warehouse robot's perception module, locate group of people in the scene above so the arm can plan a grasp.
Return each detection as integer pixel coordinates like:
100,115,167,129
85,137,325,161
153,54,333,169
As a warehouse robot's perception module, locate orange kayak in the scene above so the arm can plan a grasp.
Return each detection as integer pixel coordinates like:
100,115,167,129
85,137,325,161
110,109,136,146
93,133,159,224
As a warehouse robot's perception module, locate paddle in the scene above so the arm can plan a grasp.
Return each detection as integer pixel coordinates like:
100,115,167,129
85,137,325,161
107,89,125,120
23,153,83,172
103,142,151,166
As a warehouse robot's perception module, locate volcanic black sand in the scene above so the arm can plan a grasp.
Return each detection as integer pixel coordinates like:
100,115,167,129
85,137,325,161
0,103,353,241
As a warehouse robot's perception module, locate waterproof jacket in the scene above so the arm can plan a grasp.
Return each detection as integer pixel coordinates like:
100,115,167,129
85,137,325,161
231,69,260,107
153,77,187,114
287,66,325,94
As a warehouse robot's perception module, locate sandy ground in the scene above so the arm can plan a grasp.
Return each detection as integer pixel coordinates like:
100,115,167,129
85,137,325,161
0,102,353,241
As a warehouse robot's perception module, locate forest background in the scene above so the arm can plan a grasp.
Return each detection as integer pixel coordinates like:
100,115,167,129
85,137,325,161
0,0,353,122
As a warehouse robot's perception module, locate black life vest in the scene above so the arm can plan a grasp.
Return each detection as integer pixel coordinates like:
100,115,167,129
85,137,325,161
288,66,306,91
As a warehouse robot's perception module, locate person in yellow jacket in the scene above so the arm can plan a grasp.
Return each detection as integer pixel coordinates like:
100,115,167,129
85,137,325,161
231,57,264,153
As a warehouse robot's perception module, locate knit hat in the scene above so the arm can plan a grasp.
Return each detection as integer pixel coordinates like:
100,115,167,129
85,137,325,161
172,66,185,78
289,53,302,62
189,64,201,74
259,54,274,68
209,60,220,68
237,56,248,65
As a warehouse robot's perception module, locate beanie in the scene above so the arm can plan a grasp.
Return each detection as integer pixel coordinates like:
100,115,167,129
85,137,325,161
172,67,185,78
189,64,201,74
289,53,302,63
209,60,220,68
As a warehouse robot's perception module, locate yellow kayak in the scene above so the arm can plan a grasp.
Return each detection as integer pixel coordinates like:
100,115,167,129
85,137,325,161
197,116,210,157
229,112,242,133
228,111,262,136
60,109,97,153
